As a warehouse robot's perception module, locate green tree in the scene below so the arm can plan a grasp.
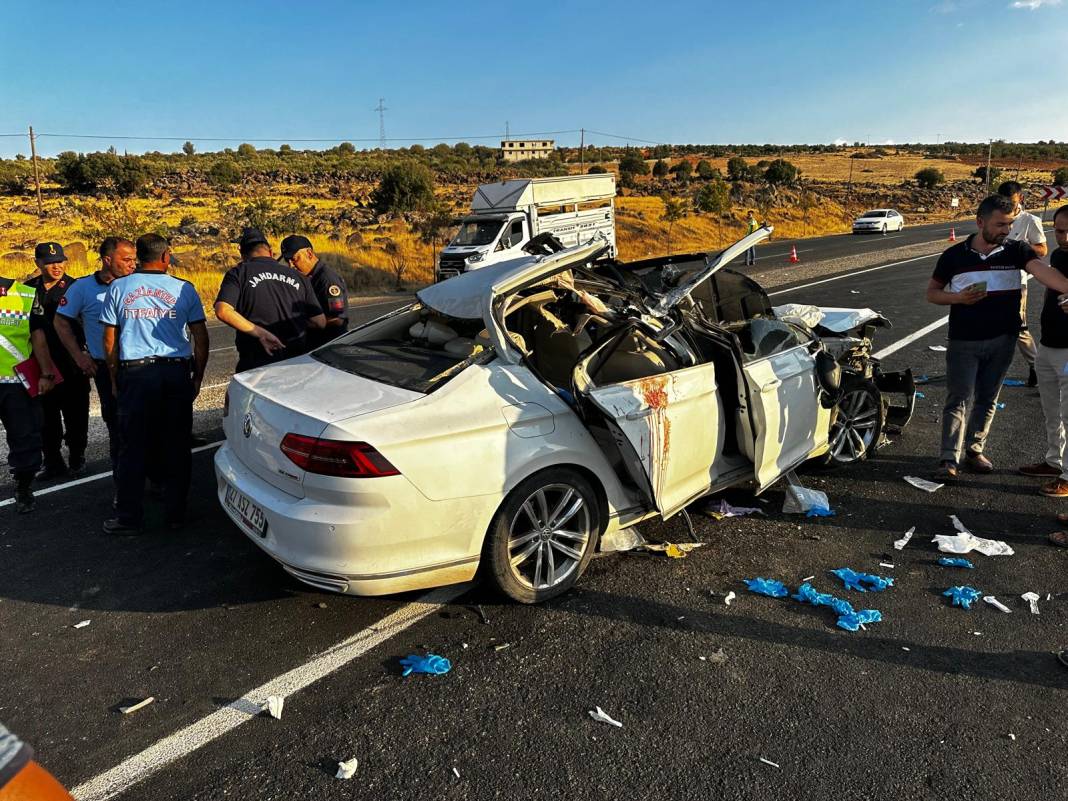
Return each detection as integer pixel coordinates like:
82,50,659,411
54,151,147,196
279,143,293,155
1053,167,1068,186
618,151,648,177
661,193,687,250
972,166,1001,187
371,161,436,215
182,141,196,156
763,159,800,185
587,165,608,174
337,141,356,154
915,167,945,189
693,178,730,214
237,143,257,157
208,159,242,188
695,159,715,179
672,161,693,181
652,159,669,178
726,156,750,181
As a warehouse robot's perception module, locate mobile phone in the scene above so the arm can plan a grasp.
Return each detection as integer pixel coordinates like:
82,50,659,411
965,281,987,294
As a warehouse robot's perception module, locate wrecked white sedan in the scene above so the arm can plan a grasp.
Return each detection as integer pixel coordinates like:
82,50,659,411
215,228,914,603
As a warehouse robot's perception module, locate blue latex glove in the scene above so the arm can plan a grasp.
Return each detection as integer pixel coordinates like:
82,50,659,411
1003,379,1025,387
793,582,882,632
915,374,930,384
744,577,790,598
938,557,975,569
837,609,882,632
943,586,981,609
915,391,926,399
805,506,836,518
831,567,894,593
399,653,452,677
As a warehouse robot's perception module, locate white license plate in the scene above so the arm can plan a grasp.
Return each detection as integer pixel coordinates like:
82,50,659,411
225,484,267,536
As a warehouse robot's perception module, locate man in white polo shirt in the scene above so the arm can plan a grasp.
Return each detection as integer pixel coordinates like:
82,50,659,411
998,181,1049,387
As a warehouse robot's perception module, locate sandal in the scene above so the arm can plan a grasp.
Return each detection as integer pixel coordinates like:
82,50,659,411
1049,531,1068,548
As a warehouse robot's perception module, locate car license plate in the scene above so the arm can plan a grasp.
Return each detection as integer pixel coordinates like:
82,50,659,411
225,484,267,536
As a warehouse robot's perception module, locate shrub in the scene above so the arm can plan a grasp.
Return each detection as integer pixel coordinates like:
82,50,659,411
338,142,356,154
1053,167,1068,186
618,151,649,177
763,159,800,185
182,141,195,156
652,159,669,178
972,165,1001,186
371,161,436,215
915,167,946,189
693,178,731,213
587,165,608,174
695,159,715,179
208,159,242,188
726,156,750,181
671,161,693,181
54,151,147,196
237,143,256,157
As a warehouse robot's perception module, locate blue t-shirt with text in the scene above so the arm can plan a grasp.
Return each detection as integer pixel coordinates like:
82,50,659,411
56,272,110,359
100,271,205,360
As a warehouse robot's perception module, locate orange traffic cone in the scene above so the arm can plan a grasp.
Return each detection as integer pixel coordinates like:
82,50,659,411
787,245,799,264
949,227,956,242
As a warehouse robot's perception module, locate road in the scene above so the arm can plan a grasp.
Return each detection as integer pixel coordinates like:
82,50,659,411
1,221,1066,801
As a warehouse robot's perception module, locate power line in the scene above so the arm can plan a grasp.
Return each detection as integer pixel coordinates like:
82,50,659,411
583,128,662,145
31,129,583,144
373,98,388,148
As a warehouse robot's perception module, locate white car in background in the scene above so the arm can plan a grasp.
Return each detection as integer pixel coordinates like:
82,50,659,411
852,209,905,234
215,229,915,603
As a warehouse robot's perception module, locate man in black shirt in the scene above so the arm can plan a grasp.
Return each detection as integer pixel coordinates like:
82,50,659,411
1019,206,1068,505
214,228,326,372
279,235,349,350
926,195,1068,479
26,242,90,479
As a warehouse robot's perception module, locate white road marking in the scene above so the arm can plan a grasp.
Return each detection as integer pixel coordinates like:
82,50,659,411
70,584,468,801
767,252,939,296
0,441,223,508
873,316,949,359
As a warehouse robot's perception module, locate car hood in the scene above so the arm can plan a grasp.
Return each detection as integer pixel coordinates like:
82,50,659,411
773,303,889,332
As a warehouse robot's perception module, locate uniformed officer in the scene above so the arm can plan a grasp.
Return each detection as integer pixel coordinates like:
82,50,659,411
279,235,349,349
54,237,137,473
0,272,56,513
26,242,90,478
100,234,209,534
214,228,326,372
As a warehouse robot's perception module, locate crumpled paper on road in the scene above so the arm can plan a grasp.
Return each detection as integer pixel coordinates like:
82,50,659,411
893,526,916,550
336,758,358,780
904,476,943,493
588,706,623,728
932,516,1015,557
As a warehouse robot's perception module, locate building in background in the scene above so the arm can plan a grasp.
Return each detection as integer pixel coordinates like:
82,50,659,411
500,139,555,162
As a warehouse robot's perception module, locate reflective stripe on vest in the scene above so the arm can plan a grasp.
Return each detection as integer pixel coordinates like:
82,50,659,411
0,282,35,381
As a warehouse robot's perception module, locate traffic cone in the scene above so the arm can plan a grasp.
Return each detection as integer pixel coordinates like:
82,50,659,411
949,227,956,242
787,245,799,264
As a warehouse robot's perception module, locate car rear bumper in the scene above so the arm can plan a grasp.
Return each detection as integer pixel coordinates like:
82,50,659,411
213,443,481,596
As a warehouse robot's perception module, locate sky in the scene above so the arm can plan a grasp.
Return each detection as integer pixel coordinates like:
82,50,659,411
1,0,1066,157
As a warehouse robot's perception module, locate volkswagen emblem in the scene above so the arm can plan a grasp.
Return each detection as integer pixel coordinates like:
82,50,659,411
242,412,253,439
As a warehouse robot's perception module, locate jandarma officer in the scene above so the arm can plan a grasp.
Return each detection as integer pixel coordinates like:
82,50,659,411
279,235,349,349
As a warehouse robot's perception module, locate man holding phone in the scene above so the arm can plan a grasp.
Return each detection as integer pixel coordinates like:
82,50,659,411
926,195,1068,479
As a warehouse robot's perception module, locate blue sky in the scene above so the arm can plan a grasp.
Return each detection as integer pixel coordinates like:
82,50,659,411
1,0,1065,157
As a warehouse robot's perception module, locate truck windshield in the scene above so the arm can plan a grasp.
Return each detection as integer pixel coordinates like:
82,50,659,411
453,219,504,246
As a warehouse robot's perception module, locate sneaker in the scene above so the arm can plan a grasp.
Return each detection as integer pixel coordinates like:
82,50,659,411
1040,478,1068,497
1028,367,1038,388
102,517,143,536
937,460,959,480
15,480,34,515
964,452,994,474
68,455,87,477
1019,462,1061,477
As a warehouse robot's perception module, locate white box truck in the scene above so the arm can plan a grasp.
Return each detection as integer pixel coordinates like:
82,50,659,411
436,174,616,280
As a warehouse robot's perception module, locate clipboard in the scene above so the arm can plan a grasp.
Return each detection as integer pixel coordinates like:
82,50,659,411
13,357,64,398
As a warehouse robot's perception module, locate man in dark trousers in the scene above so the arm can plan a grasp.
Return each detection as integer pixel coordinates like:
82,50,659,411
927,195,1068,480
25,242,89,479
54,237,137,474
100,234,209,534
214,228,325,372
279,234,349,349
0,272,56,513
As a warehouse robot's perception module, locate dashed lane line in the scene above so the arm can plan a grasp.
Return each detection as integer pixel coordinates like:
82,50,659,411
70,584,469,801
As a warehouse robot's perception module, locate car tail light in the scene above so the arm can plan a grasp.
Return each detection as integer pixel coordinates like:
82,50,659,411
280,433,400,478
223,388,230,417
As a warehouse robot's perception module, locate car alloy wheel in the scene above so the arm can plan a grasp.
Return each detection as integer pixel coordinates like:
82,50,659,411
828,384,881,464
483,468,601,603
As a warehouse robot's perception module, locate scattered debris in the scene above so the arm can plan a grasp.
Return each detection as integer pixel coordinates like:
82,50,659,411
996,402,1006,410
705,648,728,665
878,562,895,569
893,526,916,550
493,643,512,652
744,578,790,598
588,706,623,728
759,758,781,769
399,653,452,677
119,697,154,715
929,345,947,352
802,575,815,582
1003,378,1025,387
933,516,1014,556
901,647,911,652
943,586,982,609
915,391,926,399
73,620,91,629
983,595,1012,614
474,605,489,625
782,479,833,516
793,583,882,631
724,591,736,606
264,695,284,720
335,758,358,780
316,602,327,609
599,527,647,552
1022,592,1040,615
915,374,930,384
452,767,461,779
904,476,943,493
639,542,704,558
707,499,765,520
938,557,975,569
1008,734,1017,741
830,568,893,593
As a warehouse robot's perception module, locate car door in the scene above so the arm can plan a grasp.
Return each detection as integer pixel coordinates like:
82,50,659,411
573,327,723,519
735,318,829,488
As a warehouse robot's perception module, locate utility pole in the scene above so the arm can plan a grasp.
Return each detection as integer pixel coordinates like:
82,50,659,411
505,120,510,140
986,138,993,192
28,126,42,217
374,98,387,149
580,128,584,172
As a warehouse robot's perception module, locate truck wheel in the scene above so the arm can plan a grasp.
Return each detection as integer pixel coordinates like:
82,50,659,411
482,468,601,603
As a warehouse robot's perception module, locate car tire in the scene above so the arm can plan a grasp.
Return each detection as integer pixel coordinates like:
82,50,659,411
825,376,883,466
482,468,602,604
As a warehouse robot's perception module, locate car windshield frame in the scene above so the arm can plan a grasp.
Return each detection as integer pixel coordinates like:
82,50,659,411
860,211,887,218
453,219,505,246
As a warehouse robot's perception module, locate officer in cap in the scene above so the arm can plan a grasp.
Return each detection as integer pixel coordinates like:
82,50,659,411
0,269,56,513
279,235,349,349
100,234,209,535
26,242,90,478
214,228,326,372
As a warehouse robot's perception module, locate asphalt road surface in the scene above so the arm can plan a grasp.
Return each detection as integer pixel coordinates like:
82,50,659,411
2,221,1066,801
